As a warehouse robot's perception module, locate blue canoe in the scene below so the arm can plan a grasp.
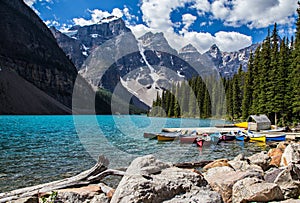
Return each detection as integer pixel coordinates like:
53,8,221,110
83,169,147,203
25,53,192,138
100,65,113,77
266,134,286,142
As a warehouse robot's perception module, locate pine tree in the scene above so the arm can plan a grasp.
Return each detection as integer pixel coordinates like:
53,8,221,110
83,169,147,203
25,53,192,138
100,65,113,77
242,52,254,119
290,2,300,121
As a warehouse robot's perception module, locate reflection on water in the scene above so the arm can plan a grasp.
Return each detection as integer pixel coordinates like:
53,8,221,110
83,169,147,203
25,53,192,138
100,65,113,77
0,115,268,192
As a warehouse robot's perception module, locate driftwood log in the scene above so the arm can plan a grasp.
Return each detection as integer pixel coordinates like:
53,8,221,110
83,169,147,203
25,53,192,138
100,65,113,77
173,160,213,168
0,155,124,203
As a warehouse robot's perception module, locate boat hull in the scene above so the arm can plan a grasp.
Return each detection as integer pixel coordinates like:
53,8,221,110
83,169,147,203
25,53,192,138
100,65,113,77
143,132,157,139
196,139,204,147
220,135,236,141
157,135,176,141
266,134,286,142
234,122,248,128
180,136,197,143
250,135,266,143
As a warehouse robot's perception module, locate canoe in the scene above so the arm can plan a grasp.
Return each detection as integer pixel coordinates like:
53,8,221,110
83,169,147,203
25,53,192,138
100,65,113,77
196,139,204,147
157,135,176,141
249,135,266,143
263,128,285,132
143,132,157,139
266,134,286,142
157,132,180,141
234,122,248,128
180,136,197,144
220,134,236,141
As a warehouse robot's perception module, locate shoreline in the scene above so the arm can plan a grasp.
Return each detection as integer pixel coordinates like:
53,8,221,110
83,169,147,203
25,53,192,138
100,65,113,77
2,140,300,203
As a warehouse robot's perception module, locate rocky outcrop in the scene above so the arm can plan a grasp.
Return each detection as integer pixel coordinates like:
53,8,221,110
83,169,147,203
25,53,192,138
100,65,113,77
281,143,300,167
204,166,262,203
232,177,283,203
111,155,221,203
274,164,300,198
248,151,271,171
0,0,80,114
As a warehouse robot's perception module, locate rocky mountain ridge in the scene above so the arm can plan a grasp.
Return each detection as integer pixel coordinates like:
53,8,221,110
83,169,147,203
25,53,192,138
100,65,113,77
52,17,258,107
0,0,79,114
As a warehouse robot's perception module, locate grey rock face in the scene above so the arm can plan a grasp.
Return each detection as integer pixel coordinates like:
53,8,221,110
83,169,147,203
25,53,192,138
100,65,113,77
274,164,300,199
203,43,259,77
111,155,211,203
204,166,262,203
0,0,79,114
232,177,284,203
248,151,271,171
281,143,300,167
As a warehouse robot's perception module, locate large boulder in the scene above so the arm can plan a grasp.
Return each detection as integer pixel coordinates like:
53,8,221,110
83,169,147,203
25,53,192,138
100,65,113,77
54,185,102,203
248,151,271,171
203,159,232,171
228,160,264,174
265,167,285,183
232,177,283,203
111,155,210,203
204,166,262,203
268,148,284,167
274,164,300,199
281,144,300,167
162,186,222,203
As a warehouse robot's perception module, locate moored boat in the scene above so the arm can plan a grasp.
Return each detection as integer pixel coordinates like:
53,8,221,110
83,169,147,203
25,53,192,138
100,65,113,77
196,139,205,147
220,134,236,141
234,122,248,128
180,136,197,144
249,135,266,143
143,132,157,139
266,134,286,142
157,132,181,141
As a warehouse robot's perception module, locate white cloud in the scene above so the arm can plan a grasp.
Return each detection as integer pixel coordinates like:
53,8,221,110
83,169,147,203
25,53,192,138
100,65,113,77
191,0,211,16
215,31,252,52
182,13,197,30
123,6,138,23
210,0,298,29
73,8,123,26
45,20,60,27
135,0,253,53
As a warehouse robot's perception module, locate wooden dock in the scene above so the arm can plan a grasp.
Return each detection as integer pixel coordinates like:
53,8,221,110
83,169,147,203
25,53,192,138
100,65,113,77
162,127,300,141
162,127,245,134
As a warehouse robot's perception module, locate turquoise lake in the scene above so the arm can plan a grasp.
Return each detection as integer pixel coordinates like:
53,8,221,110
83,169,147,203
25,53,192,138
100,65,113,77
0,115,268,192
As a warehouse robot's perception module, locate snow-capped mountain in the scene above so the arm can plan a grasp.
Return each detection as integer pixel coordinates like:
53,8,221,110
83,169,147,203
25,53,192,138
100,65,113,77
203,43,259,77
51,17,259,107
52,17,131,70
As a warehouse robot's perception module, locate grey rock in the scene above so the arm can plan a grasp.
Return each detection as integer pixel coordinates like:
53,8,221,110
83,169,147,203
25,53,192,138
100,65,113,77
274,164,300,199
162,186,222,203
248,151,271,171
89,194,110,203
228,160,264,174
111,155,208,203
265,167,285,183
11,196,38,203
281,143,300,167
125,155,171,175
232,177,283,203
204,166,262,203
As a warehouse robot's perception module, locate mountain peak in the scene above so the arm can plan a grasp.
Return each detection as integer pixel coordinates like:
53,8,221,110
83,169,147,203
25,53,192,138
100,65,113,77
179,44,198,53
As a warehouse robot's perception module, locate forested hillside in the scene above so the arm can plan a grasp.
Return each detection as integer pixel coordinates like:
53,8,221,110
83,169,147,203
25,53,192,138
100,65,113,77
151,3,300,126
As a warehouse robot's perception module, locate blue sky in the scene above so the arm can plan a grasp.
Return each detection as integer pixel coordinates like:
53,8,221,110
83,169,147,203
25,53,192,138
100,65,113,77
24,0,298,53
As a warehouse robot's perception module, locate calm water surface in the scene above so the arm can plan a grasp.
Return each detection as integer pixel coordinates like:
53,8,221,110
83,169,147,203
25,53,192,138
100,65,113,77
0,115,268,192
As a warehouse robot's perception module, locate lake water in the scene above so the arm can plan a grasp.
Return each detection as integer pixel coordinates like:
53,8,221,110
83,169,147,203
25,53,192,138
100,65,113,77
0,115,268,192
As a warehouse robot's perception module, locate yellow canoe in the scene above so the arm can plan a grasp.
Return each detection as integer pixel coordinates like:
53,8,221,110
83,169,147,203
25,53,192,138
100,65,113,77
234,122,248,128
157,135,176,141
250,135,266,143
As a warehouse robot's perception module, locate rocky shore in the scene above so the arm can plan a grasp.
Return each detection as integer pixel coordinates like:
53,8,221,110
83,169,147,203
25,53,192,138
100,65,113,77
3,142,300,203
